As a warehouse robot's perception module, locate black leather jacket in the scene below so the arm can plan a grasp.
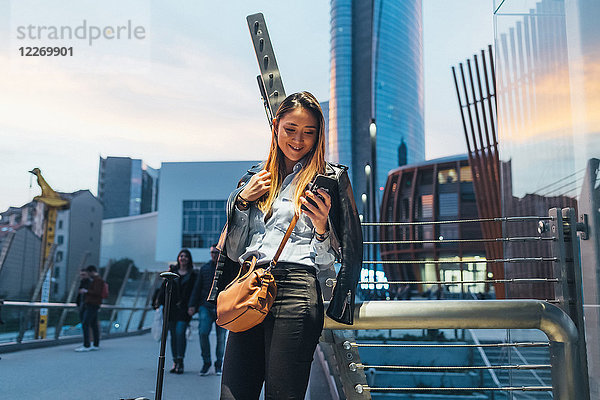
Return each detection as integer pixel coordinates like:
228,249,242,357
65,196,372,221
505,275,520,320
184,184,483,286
207,161,363,325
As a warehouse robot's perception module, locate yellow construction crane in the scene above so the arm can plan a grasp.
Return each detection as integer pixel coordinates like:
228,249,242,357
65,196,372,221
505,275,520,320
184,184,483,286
29,168,69,339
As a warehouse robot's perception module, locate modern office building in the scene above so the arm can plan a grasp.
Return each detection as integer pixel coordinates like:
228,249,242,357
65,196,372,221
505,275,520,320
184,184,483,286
329,0,425,210
320,100,329,156
0,226,41,301
98,156,159,219
52,190,103,300
155,161,260,263
0,190,102,300
494,0,600,395
100,212,163,271
379,155,486,299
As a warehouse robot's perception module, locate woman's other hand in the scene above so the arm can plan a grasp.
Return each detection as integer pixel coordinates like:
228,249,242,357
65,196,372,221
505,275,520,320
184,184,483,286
240,170,272,201
300,189,331,234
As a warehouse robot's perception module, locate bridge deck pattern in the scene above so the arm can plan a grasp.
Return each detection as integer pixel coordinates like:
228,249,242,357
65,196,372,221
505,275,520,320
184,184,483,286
1,333,223,400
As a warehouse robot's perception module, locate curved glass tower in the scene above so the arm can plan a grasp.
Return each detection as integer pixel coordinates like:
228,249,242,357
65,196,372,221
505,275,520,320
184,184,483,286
329,0,425,209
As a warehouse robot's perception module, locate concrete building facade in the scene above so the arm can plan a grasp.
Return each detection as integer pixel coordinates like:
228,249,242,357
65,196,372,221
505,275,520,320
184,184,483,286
100,212,162,271
0,190,102,300
0,227,41,300
155,161,259,264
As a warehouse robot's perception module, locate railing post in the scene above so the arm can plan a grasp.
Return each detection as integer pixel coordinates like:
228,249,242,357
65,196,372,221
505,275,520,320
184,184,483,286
108,262,133,334
577,157,599,400
548,207,590,399
323,330,371,400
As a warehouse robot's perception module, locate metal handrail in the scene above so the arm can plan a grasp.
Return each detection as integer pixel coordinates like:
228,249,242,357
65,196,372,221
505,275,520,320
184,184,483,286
365,236,556,244
0,301,154,349
361,216,554,226
2,301,152,311
324,300,583,399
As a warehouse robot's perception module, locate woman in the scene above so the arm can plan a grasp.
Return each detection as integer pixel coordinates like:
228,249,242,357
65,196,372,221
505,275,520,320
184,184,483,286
208,91,363,399
155,249,197,374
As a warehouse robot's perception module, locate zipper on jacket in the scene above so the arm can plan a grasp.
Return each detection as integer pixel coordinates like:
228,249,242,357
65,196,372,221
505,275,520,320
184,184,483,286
340,289,352,317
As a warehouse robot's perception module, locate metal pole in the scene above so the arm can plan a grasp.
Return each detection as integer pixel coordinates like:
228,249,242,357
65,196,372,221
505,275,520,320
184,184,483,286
578,158,600,399
323,329,371,399
155,271,178,400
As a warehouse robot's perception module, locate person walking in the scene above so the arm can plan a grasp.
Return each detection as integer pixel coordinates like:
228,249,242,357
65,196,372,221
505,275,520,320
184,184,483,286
208,91,363,399
188,244,226,376
155,249,198,374
75,265,104,352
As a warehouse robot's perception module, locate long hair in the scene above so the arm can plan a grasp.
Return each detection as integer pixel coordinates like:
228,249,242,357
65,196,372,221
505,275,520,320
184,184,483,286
257,91,326,215
175,248,194,270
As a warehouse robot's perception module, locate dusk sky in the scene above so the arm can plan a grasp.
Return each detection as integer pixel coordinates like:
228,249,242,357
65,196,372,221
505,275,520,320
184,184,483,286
0,1,494,212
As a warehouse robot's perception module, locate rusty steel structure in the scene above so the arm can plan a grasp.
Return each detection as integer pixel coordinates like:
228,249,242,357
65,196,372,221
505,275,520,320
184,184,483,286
452,45,505,298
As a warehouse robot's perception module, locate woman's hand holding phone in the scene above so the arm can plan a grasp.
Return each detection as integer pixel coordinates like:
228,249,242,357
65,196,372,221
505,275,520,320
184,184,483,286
240,170,272,201
300,189,331,234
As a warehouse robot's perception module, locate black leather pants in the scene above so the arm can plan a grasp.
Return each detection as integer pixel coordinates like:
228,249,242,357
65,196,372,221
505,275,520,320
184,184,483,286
220,264,324,400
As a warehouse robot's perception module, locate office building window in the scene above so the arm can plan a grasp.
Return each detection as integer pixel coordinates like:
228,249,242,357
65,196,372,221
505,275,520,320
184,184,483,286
439,193,459,217
54,267,60,278
58,220,63,229
56,251,63,262
182,200,227,248
57,235,64,245
417,194,433,219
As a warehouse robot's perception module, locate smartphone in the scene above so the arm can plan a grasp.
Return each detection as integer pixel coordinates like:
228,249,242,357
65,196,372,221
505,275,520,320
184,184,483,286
301,174,337,212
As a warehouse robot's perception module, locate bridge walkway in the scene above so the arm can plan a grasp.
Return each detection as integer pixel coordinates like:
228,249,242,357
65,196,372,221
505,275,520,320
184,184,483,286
1,332,223,400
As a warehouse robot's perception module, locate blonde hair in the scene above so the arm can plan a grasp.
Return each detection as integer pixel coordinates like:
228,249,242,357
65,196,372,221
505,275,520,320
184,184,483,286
257,91,326,215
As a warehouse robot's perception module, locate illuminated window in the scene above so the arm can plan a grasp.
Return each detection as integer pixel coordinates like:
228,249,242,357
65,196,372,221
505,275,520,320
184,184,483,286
438,169,458,184
421,194,433,218
460,166,473,182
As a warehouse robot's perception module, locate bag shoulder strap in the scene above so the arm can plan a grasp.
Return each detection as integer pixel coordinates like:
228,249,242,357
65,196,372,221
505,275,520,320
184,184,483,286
270,213,299,269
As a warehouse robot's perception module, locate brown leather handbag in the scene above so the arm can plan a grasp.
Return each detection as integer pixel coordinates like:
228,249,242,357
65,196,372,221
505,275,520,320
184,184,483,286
216,214,299,332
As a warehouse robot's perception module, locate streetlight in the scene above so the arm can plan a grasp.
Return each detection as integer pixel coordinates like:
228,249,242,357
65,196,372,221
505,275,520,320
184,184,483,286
364,164,371,224
368,120,377,299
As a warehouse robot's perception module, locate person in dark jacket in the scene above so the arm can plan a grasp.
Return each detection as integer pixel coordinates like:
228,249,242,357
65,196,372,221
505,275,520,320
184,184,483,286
75,265,104,352
188,244,226,376
75,268,91,321
208,92,363,399
155,249,198,374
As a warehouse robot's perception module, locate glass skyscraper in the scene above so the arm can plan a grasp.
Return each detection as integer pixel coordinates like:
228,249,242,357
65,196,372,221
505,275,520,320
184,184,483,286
329,0,425,211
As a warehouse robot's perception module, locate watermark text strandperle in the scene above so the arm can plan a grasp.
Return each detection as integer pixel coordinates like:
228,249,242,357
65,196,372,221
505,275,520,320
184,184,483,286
16,20,146,46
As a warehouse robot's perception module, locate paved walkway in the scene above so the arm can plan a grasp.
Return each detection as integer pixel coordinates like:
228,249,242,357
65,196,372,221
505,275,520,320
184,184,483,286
1,332,225,400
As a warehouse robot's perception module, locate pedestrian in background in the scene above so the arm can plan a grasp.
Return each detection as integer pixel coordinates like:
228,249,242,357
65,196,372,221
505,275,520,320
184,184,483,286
75,268,91,326
154,249,198,374
188,244,226,376
75,265,104,352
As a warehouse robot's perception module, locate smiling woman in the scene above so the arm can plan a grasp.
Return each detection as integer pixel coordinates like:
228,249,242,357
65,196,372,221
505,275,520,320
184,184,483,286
208,91,363,399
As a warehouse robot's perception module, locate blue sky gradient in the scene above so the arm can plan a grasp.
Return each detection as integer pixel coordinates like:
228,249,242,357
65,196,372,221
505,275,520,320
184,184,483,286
0,1,493,211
